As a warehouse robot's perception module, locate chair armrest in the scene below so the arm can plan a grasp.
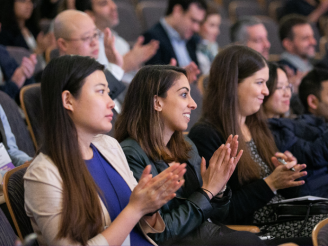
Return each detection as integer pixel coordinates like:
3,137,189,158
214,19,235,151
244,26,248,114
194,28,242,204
226,225,260,233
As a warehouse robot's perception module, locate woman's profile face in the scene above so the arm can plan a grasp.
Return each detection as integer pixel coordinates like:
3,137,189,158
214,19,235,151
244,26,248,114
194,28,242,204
264,68,291,118
14,0,33,21
199,14,221,42
237,66,269,117
64,70,115,136
155,75,197,135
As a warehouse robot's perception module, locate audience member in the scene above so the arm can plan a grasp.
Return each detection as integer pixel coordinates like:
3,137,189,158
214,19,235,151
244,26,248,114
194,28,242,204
299,68,328,121
264,64,328,197
196,4,221,75
0,104,32,167
76,0,159,77
142,0,206,80
0,45,36,102
0,0,55,55
230,16,271,60
263,63,292,118
188,45,314,239
115,65,277,245
53,10,125,103
24,55,185,245
278,14,316,93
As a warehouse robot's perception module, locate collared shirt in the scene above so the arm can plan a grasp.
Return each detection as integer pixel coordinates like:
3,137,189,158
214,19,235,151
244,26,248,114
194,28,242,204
196,39,219,75
97,31,125,81
160,18,192,67
0,105,32,167
280,52,313,73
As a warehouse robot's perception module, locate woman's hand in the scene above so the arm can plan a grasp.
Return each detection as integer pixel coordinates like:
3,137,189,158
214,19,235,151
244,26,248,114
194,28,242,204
264,157,307,192
226,135,242,166
275,151,297,163
128,164,186,217
201,137,243,198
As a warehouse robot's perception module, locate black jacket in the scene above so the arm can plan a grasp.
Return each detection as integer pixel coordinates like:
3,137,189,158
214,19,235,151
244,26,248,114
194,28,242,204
189,120,300,224
120,137,231,244
143,22,199,66
0,45,35,102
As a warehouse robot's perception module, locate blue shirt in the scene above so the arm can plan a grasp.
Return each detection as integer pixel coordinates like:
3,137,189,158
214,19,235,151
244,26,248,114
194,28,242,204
160,18,192,67
0,105,31,167
85,144,151,246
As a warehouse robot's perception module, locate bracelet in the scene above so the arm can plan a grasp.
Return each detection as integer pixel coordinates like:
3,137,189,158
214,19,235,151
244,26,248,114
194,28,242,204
216,185,227,196
201,188,214,199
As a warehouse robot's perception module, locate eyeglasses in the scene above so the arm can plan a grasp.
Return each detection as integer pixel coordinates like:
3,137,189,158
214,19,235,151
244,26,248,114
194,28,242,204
276,84,293,93
15,0,37,8
64,30,101,44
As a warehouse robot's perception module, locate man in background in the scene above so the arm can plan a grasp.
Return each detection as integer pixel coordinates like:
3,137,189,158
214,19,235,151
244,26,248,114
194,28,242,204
230,16,271,60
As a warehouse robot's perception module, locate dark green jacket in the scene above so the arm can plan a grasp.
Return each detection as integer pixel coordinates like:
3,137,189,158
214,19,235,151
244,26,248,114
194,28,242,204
120,137,231,244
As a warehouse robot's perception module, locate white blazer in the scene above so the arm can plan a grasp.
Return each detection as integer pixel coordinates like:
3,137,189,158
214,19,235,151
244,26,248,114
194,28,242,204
24,135,165,245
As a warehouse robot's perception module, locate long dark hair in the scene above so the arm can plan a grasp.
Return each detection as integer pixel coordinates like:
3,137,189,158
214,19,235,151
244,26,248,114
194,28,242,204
1,0,40,37
263,62,288,117
41,55,105,245
115,65,192,163
202,45,277,184
263,62,287,105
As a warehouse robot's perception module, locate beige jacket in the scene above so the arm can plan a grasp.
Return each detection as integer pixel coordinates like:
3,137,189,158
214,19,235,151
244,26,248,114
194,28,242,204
24,135,165,245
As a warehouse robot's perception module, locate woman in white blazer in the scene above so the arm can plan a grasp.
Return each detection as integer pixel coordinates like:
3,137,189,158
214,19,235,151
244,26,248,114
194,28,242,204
24,55,185,246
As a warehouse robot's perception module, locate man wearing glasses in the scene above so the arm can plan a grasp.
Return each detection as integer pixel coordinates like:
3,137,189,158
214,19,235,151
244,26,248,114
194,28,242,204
76,0,160,83
54,10,126,107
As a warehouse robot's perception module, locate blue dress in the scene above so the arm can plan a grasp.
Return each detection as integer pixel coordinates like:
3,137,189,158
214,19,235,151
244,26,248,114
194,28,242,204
85,144,152,246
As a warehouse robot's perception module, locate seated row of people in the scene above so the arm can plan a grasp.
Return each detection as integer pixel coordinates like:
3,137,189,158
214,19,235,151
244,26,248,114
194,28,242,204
1,0,323,108
188,46,312,238
264,64,328,198
23,47,321,245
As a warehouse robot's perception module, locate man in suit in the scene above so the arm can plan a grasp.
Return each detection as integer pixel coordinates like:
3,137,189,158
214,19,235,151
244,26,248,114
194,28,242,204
143,0,207,70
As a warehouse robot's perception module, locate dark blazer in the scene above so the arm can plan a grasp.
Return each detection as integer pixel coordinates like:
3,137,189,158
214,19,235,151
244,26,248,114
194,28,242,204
120,137,231,244
143,22,199,66
0,45,35,102
0,27,30,50
189,120,300,224
269,114,328,197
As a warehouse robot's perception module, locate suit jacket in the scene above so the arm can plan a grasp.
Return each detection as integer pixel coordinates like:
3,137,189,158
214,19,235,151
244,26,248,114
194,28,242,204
143,22,199,66
24,135,165,246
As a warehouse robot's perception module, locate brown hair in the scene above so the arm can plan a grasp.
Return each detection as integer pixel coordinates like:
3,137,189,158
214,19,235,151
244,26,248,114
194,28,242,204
202,45,277,184
41,55,104,245
115,65,191,163
201,3,220,24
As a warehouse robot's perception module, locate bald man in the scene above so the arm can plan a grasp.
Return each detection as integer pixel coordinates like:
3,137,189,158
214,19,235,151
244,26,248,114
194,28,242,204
54,10,125,101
